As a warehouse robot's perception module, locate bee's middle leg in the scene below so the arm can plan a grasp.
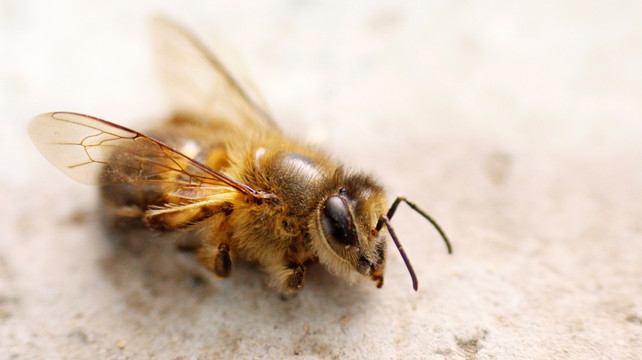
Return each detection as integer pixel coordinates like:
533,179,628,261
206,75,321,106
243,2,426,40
214,243,232,277
197,240,233,278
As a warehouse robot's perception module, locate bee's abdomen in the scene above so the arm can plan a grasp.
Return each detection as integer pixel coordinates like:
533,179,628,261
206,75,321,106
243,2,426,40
98,121,232,228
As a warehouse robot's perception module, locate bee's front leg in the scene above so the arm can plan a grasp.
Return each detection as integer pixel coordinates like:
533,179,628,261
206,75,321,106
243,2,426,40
285,262,306,290
264,260,306,291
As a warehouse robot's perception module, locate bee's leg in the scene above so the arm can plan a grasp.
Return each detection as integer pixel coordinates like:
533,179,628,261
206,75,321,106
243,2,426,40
263,260,306,292
284,262,306,291
197,240,233,278
214,243,232,277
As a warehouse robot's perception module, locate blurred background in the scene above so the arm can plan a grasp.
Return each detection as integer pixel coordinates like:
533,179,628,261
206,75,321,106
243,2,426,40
1,1,641,358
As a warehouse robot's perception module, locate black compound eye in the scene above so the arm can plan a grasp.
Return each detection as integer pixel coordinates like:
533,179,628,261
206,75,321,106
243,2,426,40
321,196,358,247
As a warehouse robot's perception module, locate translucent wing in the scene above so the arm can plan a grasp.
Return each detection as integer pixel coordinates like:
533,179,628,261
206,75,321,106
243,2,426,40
28,112,272,200
151,17,278,131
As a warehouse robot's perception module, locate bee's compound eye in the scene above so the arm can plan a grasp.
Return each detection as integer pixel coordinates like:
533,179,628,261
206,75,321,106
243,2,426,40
321,196,358,247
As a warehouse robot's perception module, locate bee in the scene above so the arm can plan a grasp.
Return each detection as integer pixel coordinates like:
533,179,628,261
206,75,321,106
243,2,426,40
28,18,451,292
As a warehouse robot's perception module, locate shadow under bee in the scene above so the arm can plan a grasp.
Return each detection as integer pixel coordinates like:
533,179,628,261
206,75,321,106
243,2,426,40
95,205,373,313
96,215,217,309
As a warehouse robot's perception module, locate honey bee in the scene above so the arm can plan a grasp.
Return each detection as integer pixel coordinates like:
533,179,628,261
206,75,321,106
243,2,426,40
28,18,451,292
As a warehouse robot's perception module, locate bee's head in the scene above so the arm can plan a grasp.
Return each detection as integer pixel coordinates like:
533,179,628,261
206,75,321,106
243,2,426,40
311,173,389,288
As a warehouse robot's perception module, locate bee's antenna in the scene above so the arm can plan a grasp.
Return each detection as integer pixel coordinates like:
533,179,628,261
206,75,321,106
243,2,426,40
376,196,452,254
375,196,452,291
378,215,418,291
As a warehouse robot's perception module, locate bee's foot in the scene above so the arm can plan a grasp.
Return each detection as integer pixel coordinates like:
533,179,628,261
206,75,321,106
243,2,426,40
214,243,232,278
285,263,305,291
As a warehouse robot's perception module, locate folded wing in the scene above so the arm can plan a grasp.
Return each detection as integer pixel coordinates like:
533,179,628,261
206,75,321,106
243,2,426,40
28,112,272,201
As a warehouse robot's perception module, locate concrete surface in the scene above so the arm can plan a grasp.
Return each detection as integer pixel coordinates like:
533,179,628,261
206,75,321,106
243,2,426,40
1,1,641,359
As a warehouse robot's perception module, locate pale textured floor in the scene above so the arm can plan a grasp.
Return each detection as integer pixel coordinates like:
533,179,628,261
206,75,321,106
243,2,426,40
1,2,641,359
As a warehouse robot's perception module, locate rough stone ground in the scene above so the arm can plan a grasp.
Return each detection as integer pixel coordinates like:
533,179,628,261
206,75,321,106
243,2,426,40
1,1,641,359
